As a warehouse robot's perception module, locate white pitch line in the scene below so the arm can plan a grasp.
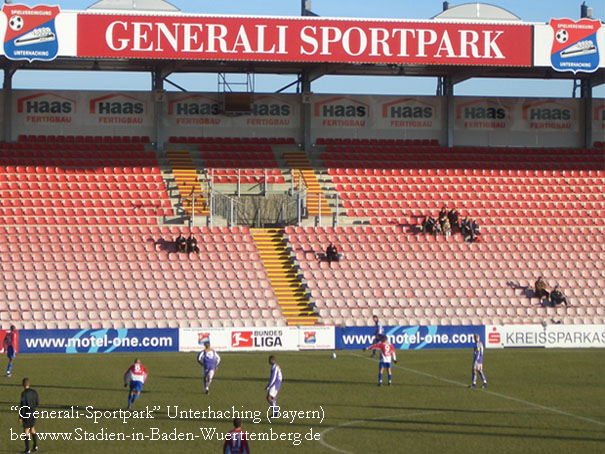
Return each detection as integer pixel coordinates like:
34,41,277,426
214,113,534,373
319,404,562,454
318,353,605,453
352,352,605,427
318,410,443,454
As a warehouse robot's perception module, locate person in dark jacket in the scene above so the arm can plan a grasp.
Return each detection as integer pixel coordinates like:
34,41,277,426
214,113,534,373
448,208,460,230
550,286,569,307
175,233,187,253
19,378,39,454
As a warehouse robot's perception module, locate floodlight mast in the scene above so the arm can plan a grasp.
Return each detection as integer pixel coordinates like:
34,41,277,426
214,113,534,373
580,2,593,19
301,0,318,17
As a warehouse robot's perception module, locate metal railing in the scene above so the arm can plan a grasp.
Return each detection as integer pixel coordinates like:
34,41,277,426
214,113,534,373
210,190,243,227
207,187,307,228
179,167,344,228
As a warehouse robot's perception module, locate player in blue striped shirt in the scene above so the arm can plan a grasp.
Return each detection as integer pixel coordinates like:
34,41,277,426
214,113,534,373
266,355,282,418
470,334,487,389
197,342,221,394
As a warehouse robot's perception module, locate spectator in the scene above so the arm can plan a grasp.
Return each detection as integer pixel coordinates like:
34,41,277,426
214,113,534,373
550,286,569,307
186,234,199,254
438,206,448,224
433,220,442,236
421,216,436,235
534,277,549,301
461,217,472,242
175,232,187,253
448,208,460,230
441,216,451,237
461,218,480,243
326,243,340,263
471,219,481,240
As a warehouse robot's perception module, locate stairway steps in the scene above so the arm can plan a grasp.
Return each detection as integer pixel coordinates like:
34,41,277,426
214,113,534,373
166,149,209,216
283,153,331,217
252,229,317,326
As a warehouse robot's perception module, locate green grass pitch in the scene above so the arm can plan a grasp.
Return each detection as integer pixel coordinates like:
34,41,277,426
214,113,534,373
1,349,604,453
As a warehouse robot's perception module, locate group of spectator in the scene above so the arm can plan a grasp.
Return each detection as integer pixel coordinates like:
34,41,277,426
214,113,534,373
534,277,569,307
175,233,199,254
420,207,480,243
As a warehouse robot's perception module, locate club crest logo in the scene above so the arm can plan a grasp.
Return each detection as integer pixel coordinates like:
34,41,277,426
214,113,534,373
303,331,317,344
2,4,60,62
550,18,601,74
197,332,210,345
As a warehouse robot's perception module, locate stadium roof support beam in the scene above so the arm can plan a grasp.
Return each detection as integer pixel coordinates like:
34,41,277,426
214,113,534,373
449,73,473,86
582,79,593,149
274,67,326,94
441,76,455,148
439,71,476,147
588,75,604,88
301,71,312,153
152,69,165,150
2,66,16,142
163,78,187,92
275,75,302,94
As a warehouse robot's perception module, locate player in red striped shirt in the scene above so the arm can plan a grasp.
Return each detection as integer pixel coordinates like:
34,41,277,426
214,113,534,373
223,418,250,454
364,334,397,386
123,359,148,409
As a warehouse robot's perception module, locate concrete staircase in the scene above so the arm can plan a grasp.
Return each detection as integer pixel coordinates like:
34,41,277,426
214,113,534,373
165,149,209,217
251,228,318,326
283,151,331,217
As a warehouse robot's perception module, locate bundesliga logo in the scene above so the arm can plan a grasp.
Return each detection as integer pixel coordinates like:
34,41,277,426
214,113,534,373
231,331,253,348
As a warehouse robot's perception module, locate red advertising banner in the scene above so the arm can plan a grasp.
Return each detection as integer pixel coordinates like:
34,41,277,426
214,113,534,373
77,14,532,66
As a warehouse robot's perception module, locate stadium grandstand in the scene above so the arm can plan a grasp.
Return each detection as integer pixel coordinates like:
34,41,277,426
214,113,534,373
0,0,603,335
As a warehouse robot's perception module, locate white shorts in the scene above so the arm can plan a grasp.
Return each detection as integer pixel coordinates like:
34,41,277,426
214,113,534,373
473,361,483,372
267,385,280,399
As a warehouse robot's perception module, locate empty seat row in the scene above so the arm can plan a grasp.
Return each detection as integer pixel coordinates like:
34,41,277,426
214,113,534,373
168,136,295,145
0,226,285,328
16,135,150,144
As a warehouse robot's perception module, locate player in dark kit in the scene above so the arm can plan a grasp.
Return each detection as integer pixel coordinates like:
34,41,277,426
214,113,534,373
19,378,39,454
223,417,250,454
4,325,17,377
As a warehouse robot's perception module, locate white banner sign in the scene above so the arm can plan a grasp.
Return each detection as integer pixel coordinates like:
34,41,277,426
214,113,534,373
180,326,299,352
12,90,155,137
163,93,300,138
7,89,603,146
180,326,334,352
486,325,605,349
298,326,335,350
454,97,581,133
